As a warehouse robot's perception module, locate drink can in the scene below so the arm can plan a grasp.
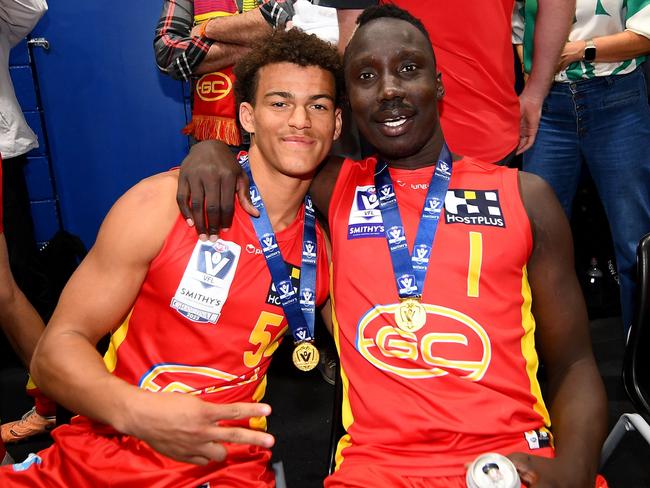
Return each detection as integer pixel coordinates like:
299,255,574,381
466,453,520,488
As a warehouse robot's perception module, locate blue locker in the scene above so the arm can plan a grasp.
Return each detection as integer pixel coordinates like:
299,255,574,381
28,1,190,248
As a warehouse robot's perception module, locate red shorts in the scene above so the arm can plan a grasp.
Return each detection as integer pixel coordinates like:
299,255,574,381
325,461,609,488
325,464,468,488
0,417,274,488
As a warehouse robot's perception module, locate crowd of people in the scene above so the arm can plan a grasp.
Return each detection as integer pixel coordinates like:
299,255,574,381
1,0,649,486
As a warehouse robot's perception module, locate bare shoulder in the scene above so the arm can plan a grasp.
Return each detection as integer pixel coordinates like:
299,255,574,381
517,170,568,245
94,170,181,261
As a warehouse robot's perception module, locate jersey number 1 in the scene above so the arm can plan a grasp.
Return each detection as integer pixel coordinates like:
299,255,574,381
467,231,483,298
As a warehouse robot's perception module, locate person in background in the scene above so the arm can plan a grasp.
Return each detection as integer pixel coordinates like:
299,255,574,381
0,29,340,486
154,0,339,149
318,0,575,165
154,0,270,147
513,0,650,337
0,0,56,445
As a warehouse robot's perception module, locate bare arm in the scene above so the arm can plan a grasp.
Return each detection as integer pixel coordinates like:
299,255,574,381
557,31,650,72
508,172,607,487
200,8,271,45
192,43,252,75
0,236,44,367
191,9,272,74
310,156,344,222
32,173,273,464
336,9,363,55
517,0,575,154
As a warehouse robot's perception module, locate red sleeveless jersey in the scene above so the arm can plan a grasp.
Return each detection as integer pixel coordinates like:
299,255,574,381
101,199,329,431
328,157,551,476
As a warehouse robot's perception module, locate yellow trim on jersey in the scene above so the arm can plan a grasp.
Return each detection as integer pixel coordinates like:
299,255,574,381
250,374,268,431
330,264,355,470
520,265,551,426
26,375,37,390
194,11,235,22
103,311,133,373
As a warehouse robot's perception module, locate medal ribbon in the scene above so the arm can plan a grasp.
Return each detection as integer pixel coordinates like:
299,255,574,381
239,154,317,343
374,144,453,299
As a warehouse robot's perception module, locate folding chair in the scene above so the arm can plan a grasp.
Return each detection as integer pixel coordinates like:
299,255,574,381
600,233,650,466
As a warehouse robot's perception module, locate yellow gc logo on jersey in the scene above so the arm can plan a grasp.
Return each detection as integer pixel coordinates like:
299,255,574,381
357,304,492,381
196,72,232,101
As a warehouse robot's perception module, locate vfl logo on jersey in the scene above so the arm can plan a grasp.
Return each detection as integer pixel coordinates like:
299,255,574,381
397,274,417,295
197,243,236,281
444,189,505,228
139,363,259,396
348,185,384,239
356,304,492,380
171,239,241,325
266,263,301,306
302,240,317,265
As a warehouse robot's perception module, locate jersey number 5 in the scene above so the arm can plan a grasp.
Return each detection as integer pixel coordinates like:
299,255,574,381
244,311,286,368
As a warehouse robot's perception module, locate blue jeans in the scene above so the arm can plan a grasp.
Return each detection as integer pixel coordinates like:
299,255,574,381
523,67,650,334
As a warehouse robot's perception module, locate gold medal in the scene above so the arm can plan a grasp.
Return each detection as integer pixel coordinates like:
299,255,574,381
292,342,320,371
395,298,426,332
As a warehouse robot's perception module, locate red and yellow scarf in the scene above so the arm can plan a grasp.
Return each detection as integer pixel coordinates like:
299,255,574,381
183,0,258,146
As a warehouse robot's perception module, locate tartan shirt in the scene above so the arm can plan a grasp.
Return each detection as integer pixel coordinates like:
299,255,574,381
154,0,222,81
154,0,363,82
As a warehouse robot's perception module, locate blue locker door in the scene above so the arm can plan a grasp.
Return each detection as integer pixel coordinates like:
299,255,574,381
29,1,189,247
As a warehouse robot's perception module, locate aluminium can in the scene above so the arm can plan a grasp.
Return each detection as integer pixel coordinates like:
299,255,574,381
466,452,520,488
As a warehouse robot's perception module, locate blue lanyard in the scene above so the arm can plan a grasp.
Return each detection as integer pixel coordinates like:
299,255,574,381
374,144,453,299
240,154,316,343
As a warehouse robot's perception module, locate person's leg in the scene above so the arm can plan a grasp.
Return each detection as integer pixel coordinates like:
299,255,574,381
581,68,650,335
522,83,583,218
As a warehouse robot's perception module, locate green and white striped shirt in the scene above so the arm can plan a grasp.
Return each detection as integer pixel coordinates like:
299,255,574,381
513,0,650,81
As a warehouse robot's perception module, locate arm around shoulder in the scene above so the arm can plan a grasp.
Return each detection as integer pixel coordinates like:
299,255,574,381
310,156,344,222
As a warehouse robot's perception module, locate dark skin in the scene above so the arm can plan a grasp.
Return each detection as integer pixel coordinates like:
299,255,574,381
177,17,607,486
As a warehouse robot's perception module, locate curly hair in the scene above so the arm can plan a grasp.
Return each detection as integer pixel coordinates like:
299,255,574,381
234,29,343,108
